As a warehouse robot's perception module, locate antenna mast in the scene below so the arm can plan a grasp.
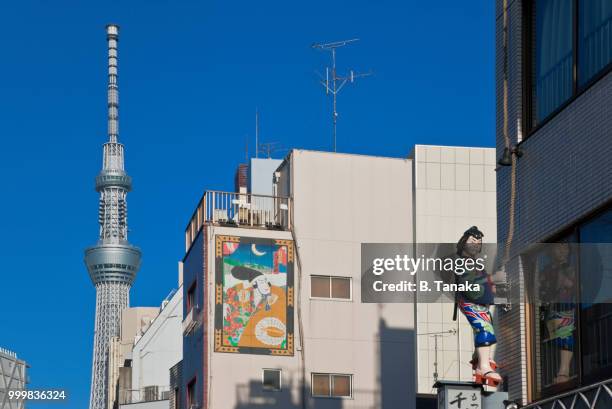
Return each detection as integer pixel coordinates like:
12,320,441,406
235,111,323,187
312,39,371,152
255,108,259,159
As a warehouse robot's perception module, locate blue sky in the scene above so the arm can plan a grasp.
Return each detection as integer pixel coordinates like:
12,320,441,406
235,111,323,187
0,1,494,407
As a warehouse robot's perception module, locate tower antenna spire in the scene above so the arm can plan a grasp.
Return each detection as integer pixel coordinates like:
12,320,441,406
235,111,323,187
85,24,142,409
107,24,119,143
312,39,371,152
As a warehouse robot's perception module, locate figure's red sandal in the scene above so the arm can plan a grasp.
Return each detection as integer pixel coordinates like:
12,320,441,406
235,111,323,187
474,370,503,387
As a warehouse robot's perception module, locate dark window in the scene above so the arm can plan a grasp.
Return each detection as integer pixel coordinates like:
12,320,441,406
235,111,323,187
578,0,612,86
187,378,196,408
528,206,612,399
310,276,351,300
187,282,196,311
262,369,281,391
534,0,574,122
311,373,352,398
174,387,180,409
578,209,612,382
525,0,612,130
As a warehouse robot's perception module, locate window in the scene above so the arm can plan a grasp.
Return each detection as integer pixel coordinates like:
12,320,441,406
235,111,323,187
525,0,612,129
310,276,351,300
262,369,281,391
187,378,196,408
527,206,612,399
187,282,196,311
578,0,612,86
311,373,352,398
174,387,180,409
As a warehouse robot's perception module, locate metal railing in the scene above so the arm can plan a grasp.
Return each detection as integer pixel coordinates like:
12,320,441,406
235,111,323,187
119,385,171,405
523,378,612,409
185,191,291,252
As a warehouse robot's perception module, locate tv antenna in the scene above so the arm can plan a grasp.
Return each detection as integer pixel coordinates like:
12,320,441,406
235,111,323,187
312,38,371,152
258,141,284,159
418,328,457,383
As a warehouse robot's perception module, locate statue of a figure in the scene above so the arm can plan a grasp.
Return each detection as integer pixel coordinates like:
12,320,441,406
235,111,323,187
454,226,503,387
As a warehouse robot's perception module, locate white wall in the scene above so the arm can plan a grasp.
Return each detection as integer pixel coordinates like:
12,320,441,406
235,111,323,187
249,158,282,196
289,150,415,409
131,288,183,402
410,145,497,394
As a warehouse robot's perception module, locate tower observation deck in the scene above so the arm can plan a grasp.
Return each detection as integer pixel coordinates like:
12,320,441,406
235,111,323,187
84,24,142,409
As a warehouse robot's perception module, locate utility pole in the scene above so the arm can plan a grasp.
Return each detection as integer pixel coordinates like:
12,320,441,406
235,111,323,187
312,39,371,152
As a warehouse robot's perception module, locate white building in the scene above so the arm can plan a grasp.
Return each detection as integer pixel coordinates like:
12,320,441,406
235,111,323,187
180,146,496,409
0,348,28,409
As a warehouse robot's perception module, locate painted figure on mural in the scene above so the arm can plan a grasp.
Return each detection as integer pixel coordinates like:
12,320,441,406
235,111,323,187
220,240,290,350
454,226,503,387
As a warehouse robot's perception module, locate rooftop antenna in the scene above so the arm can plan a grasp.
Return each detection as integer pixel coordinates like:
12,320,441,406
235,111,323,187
312,38,371,152
255,108,259,159
258,141,284,159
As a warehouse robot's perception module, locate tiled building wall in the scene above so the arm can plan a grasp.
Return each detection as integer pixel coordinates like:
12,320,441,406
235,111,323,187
495,0,612,404
411,145,497,394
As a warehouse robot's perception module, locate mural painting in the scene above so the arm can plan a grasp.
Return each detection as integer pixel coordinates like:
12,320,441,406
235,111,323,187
214,235,294,355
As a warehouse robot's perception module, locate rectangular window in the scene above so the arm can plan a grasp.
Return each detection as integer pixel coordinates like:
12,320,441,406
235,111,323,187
528,206,612,399
187,282,196,311
534,0,574,122
262,369,281,391
311,373,352,398
310,276,351,300
174,387,180,409
578,0,612,86
187,378,196,408
525,0,612,130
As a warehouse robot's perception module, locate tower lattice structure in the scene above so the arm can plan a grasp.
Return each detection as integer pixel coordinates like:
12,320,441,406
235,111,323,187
84,24,141,409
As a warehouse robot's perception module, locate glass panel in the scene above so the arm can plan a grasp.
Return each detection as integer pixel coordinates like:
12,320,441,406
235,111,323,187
579,209,612,378
535,0,574,122
312,374,330,396
331,375,351,397
579,0,612,86
331,277,351,299
532,240,578,396
262,369,281,391
311,276,330,298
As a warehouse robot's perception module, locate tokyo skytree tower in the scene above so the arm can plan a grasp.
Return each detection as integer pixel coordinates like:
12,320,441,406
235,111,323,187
84,24,141,409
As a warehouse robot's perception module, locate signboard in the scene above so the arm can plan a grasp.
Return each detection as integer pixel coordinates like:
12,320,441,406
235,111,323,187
437,382,482,409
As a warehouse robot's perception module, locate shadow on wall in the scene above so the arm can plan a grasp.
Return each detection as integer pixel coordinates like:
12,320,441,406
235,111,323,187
378,318,422,409
234,377,343,409
232,318,418,409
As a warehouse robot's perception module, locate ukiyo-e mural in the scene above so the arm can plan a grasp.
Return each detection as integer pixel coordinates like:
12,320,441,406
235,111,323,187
214,235,294,355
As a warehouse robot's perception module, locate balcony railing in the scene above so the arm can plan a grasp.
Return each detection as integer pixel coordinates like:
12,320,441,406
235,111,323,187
119,385,171,405
185,190,291,252
522,378,612,409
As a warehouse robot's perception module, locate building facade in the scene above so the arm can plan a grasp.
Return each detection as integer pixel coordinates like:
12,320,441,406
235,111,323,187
0,348,27,409
179,147,497,408
495,0,612,406
410,145,497,395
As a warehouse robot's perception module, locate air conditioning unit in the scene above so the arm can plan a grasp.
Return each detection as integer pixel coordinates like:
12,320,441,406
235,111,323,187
182,305,199,335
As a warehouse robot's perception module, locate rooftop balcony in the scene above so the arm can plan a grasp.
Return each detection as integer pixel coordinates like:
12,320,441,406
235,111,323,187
185,190,291,252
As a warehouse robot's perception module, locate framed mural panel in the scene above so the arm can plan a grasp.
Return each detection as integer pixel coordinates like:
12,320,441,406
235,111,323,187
214,235,294,355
